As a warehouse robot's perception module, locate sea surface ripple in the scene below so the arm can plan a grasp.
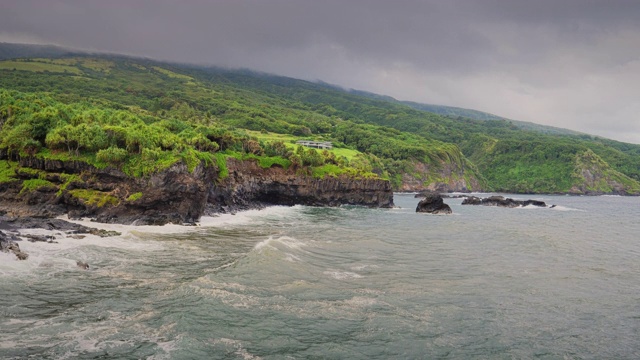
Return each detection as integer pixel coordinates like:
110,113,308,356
1,194,639,359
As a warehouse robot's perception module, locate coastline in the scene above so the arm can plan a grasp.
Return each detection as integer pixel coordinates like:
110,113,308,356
0,157,395,227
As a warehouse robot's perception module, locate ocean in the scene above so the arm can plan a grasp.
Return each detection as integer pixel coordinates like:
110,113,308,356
1,193,639,359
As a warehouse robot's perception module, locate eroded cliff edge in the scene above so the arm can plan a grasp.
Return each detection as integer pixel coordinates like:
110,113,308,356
0,156,393,225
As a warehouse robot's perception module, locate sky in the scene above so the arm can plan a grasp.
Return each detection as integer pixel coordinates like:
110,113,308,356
1,0,639,143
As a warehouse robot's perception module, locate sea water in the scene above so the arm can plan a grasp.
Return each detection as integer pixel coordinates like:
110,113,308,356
1,194,639,359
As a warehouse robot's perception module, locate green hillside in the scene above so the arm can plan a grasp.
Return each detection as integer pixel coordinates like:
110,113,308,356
188,66,639,194
0,45,638,195
0,55,480,191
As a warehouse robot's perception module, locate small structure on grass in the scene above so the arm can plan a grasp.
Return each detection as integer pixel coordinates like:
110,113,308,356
296,140,333,150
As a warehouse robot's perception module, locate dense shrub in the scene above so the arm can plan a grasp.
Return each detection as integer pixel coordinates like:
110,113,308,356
96,146,128,164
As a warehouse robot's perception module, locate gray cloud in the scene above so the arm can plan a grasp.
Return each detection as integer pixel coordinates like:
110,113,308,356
1,0,639,143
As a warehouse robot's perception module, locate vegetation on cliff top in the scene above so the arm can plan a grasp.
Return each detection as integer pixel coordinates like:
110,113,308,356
0,88,385,186
0,48,638,194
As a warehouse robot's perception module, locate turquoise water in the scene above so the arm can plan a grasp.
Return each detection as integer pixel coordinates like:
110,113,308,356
1,194,639,359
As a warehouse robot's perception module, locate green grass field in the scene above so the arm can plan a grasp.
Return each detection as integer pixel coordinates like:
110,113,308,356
246,130,361,160
246,130,298,143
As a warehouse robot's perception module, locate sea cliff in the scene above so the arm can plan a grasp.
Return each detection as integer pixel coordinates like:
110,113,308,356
0,156,394,225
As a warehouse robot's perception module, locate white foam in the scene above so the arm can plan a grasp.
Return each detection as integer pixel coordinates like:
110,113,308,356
253,236,305,252
58,215,199,235
285,253,301,262
57,205,300,236
518,204,548,210
0,225,167,277
549,205,586,212
202,205,300,226
0,206,307,275
324,270,363,280
350,264,379,271
16,228,164,252
0,251,17,265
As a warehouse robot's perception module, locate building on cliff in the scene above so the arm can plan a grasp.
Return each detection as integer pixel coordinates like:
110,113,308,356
296,140,333,150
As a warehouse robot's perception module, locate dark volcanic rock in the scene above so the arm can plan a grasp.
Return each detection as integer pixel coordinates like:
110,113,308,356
92,163,217,225
0,216,120,236
460,196,483,205
206,158,394,215
416,194,452,214
2,156,395,225
462,195,548,208
24,234,56,243
414,190,437,198
521,199,547,207
1,230,28,260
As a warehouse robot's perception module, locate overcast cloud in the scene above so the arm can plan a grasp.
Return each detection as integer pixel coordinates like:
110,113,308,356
1,0,639,143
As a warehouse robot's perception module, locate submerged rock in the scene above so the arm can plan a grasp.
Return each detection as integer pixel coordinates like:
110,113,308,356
462,195,548,208
416,194,452,214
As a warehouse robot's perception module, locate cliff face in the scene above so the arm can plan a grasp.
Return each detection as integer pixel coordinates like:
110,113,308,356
0,156,394,225
89,163,217,225
207,159,393,214
397,160,485,193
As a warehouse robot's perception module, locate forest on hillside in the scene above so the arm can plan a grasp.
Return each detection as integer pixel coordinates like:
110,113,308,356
0,48,639,194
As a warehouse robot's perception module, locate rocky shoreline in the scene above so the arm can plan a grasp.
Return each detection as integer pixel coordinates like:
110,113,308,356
0,215,121,261
0,156,394,225
1,155,395,261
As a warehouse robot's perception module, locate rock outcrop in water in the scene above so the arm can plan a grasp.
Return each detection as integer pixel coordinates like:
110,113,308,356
0,156,394,225
415,193,452,214
0,230,28,260
461,196,547,208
